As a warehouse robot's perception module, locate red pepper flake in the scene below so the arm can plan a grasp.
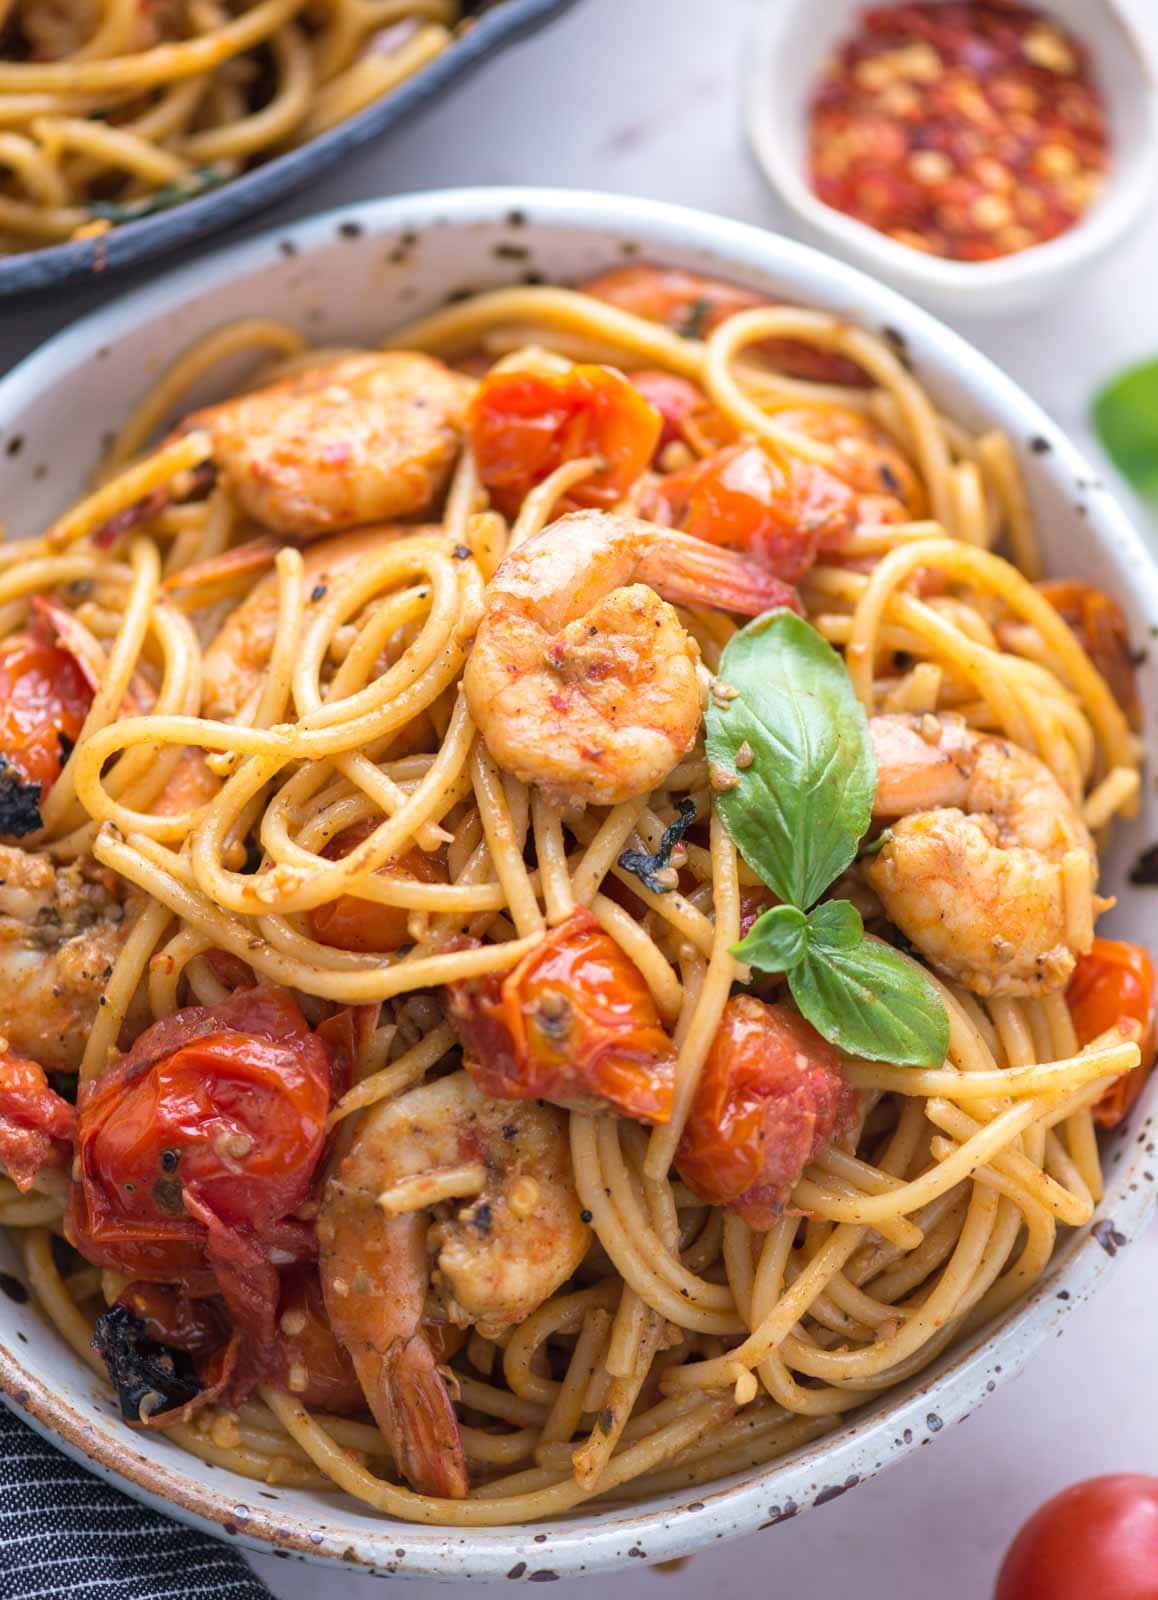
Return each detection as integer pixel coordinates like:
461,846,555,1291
808,3,1110,262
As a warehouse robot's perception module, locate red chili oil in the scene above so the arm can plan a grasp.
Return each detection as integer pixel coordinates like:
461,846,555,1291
808,3,1110,262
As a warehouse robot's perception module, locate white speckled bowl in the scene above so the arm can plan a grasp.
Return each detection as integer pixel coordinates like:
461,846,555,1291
0,188,1155,1581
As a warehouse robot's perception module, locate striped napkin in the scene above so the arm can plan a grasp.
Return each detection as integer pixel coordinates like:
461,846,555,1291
0,1401,271,1600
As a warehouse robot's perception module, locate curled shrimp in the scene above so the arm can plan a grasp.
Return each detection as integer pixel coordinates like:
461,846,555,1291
865,713,1100,996
317,1070,590,1497
463,508,799,807
0,845,145,1071
181,353,472,538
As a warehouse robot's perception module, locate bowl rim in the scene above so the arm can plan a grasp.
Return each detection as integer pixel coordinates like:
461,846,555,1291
743,0,1158,299
1,184,1156,1580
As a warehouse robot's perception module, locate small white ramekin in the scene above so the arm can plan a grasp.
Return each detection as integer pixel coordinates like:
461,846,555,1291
745,0,1158,317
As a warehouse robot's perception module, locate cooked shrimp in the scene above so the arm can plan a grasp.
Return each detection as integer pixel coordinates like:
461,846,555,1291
464,508,799,807
773,405,925,523
317,1071,590,1497
0,844,143,1070
865,713,1099,996
182,353,472,538
201,525,426,720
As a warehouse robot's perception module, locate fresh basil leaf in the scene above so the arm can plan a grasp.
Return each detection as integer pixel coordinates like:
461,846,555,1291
789,917,949,1067
1093,358,1158,498
705,610,875,908
731,903,809,970
805,897,863,950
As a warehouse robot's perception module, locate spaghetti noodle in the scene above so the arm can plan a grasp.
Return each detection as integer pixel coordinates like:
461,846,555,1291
0,264,1150,1526
0,0,461,254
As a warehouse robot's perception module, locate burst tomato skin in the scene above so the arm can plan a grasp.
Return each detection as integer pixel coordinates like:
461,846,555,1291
309,822,448,954
1068,939,1157,1127
0,634,92,790
448,907,676,1123
676,996,856,1229
69,988,333,1412
469,364,662,517
0,1049,76,1192
1039,580,1141,725
69,989,331,1292
274,1268,363,1414
995,1476,1158,1600
628,370,709,452
645,442,829,583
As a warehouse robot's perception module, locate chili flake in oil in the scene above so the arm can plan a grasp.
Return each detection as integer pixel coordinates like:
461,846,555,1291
808,3,1109,262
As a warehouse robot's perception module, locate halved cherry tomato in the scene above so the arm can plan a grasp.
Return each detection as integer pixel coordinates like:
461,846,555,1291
69,988,333,1409
1067,939,1157,1127
995,1476,1158,1600
469,364,662,517
676,996,857,1229
580,264,870,387
1038,580,1141,727
309,821,448,954
0,1049,76,1192
628,370,710,452
274,1268,364,1414
0,633,92,792
448,907,676,1123
644,442,833,583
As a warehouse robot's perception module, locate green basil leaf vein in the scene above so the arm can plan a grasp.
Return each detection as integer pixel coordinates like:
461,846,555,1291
789,915,950,1068
705,609,876,908
731,903,809,970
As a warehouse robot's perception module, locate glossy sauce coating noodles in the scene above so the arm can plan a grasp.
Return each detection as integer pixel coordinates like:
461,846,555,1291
0,264,1149,1525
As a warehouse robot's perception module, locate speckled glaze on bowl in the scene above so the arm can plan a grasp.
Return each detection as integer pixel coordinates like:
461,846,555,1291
0,188,1155,1581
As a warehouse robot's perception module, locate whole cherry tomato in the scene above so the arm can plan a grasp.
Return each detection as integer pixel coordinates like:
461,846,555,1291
0,633,92,794
580,264,870,387
69,987,333,1405
469,364,661,517
677,995,857,1229
0,1048,76,1192
1068,939,1157,1127
1039,580,1141,727
995,1476,1158,1600
448,907,676,1123
309,820,448,954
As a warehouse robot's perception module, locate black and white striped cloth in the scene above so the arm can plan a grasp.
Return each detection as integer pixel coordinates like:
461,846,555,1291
0,1402,271,1600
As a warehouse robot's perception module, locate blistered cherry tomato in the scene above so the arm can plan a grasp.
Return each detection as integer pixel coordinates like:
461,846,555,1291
274,1269,364,1414
1068,939,1157,1128
69,988,331,1311
995,1476,1158,1600
628,370,710,452
645,443,828,583
677,996,856,1229
581,264,869,387
0,1048,75,1192
309,821,448,954
469,364,662,517
448,907,676,1123
1039,580,1141,726
0,634,92,791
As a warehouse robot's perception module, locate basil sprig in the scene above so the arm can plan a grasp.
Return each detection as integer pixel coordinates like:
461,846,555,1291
706,610,949,1067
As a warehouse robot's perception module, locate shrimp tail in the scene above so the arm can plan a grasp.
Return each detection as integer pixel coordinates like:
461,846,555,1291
644,536,802,619
357,1335,469,1500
